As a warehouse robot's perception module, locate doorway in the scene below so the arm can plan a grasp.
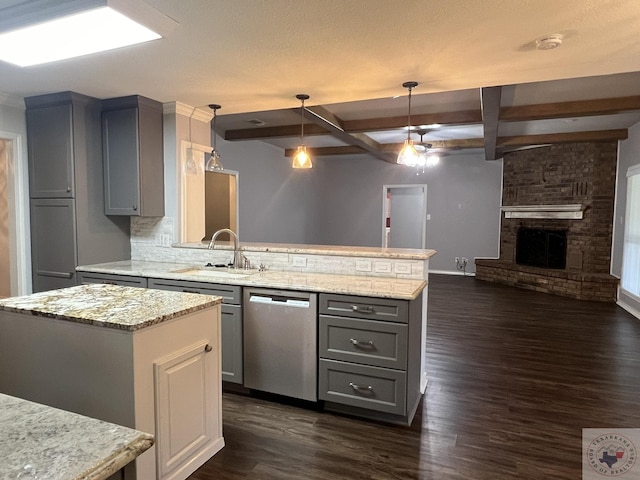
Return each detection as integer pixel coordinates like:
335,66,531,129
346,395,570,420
382,184,428,249
0,139,9,297
0,131,30,297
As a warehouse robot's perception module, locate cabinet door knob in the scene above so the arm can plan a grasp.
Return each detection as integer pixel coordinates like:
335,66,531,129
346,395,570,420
204,344,213,353
67,186,71,192
132,205,138,211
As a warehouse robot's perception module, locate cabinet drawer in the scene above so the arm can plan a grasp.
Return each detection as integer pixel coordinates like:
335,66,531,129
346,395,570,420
319,359,406,415
319,294,408,323
78,272,148,288
319,315,407,369
148,278,241,304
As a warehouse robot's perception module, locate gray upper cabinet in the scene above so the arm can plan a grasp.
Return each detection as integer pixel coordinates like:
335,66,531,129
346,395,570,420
102,95,164,216
25,92,131,293
26,101,75,198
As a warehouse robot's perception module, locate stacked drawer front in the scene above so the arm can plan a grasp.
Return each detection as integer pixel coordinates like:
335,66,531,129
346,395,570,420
318,294,408,415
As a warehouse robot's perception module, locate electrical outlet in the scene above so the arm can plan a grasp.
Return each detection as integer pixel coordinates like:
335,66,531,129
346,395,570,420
292,256,307,267
394,263,411,274
374,261,392,274
356,260,372,272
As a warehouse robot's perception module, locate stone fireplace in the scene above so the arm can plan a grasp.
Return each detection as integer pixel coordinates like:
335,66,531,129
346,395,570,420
475,142,619,302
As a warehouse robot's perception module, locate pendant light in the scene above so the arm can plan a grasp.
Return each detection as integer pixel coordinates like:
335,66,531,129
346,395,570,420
292,94,312,169
205,104,223,171
397,81,419,166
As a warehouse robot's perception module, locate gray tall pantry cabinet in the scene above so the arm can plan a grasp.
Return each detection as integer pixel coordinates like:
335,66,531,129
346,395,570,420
26,92,130,293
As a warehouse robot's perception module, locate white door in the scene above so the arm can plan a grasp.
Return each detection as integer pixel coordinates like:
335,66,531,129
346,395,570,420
382,185,427,249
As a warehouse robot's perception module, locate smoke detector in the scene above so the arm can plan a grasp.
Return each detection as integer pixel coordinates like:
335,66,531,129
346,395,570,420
536,34,563,50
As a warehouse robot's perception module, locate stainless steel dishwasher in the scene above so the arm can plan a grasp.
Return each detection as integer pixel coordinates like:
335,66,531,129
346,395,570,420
243,288,318,401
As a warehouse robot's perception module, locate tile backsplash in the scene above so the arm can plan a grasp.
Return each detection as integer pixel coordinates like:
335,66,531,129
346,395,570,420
130,217,427,280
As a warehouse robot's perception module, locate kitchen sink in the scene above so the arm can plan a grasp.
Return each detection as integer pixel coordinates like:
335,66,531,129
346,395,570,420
171,266,260,279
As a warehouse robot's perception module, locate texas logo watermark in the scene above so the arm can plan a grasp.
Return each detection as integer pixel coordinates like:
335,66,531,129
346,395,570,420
583,429,640,479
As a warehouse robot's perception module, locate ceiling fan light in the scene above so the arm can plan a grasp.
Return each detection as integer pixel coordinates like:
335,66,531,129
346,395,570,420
292,145,312,169
426,154,440,167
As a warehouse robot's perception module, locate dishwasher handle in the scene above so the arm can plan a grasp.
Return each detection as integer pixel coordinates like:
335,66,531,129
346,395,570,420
249,293,310,308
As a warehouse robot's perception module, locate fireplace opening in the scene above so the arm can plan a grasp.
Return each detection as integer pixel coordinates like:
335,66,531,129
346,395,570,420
516,228,567,269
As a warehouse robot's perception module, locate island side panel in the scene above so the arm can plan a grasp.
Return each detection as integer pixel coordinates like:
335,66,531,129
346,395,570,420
131,304,224,480
0,311,136,426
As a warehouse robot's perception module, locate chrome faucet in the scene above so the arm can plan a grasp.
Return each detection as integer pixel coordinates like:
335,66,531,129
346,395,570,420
208,228,243,269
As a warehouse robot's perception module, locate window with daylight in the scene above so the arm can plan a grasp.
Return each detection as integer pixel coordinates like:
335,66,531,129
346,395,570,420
621,164,640,299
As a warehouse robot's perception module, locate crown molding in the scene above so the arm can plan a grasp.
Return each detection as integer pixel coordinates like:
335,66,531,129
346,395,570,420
0,93,25,110
163,101,212,122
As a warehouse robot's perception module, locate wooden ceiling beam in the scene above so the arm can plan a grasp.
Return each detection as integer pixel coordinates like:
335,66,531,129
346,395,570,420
500,95,640,121
284,145,366,157
224,123,328,141
481,86,502,161
497,129,628,146
287,129,627,157
342,110,482,132
302,105,397,163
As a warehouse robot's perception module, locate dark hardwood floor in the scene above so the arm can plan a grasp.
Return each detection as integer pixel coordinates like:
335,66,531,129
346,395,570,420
189,274,640,479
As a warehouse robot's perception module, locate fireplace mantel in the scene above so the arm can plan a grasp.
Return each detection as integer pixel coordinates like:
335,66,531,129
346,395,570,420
501,204,583,220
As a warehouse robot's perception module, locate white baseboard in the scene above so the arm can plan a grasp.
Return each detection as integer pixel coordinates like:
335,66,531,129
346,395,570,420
429,269,476,277
618,299,640,321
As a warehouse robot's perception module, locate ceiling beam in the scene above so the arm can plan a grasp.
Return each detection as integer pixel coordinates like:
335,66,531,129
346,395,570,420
284,145,366,157
481,86,502,160
500,95,640,121
286,129,627,157
224,123,328,141
302,105,397,163
341,110,483,132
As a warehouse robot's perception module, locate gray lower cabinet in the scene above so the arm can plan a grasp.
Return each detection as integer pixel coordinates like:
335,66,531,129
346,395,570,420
318,292,423,425
30,199,77,291
147,278,243,384
77,272,148,288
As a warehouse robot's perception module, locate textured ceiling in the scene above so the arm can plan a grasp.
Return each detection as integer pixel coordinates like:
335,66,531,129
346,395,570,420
1,0,640,114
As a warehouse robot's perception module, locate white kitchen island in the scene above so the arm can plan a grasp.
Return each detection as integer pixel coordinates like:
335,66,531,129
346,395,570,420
0,284,224,480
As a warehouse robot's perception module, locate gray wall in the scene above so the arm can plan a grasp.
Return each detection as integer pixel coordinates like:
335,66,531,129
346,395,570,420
217,134,502,273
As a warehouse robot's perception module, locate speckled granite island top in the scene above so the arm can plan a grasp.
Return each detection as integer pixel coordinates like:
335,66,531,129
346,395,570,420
0,393,153,480
77,260,427,300
0,284,222,331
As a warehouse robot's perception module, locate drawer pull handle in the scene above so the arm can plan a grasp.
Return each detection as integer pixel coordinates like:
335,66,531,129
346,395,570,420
351,305,374,314
204,344,213,353
350,338,375,348
182,289,200,294
349,382,373,393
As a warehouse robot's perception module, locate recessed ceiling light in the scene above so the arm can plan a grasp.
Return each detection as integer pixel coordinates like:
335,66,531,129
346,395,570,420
0,0,177,67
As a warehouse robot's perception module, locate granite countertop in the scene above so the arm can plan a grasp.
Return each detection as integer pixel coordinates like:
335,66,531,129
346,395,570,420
0,393,153,480
174,241,438,260
77,260,427,300
0,284,223,331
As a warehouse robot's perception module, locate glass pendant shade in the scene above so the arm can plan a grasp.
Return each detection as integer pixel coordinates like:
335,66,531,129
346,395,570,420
292,94,312,169
292,145,312,169
206,103,223,171
205,149,223,171
397,138,420,166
